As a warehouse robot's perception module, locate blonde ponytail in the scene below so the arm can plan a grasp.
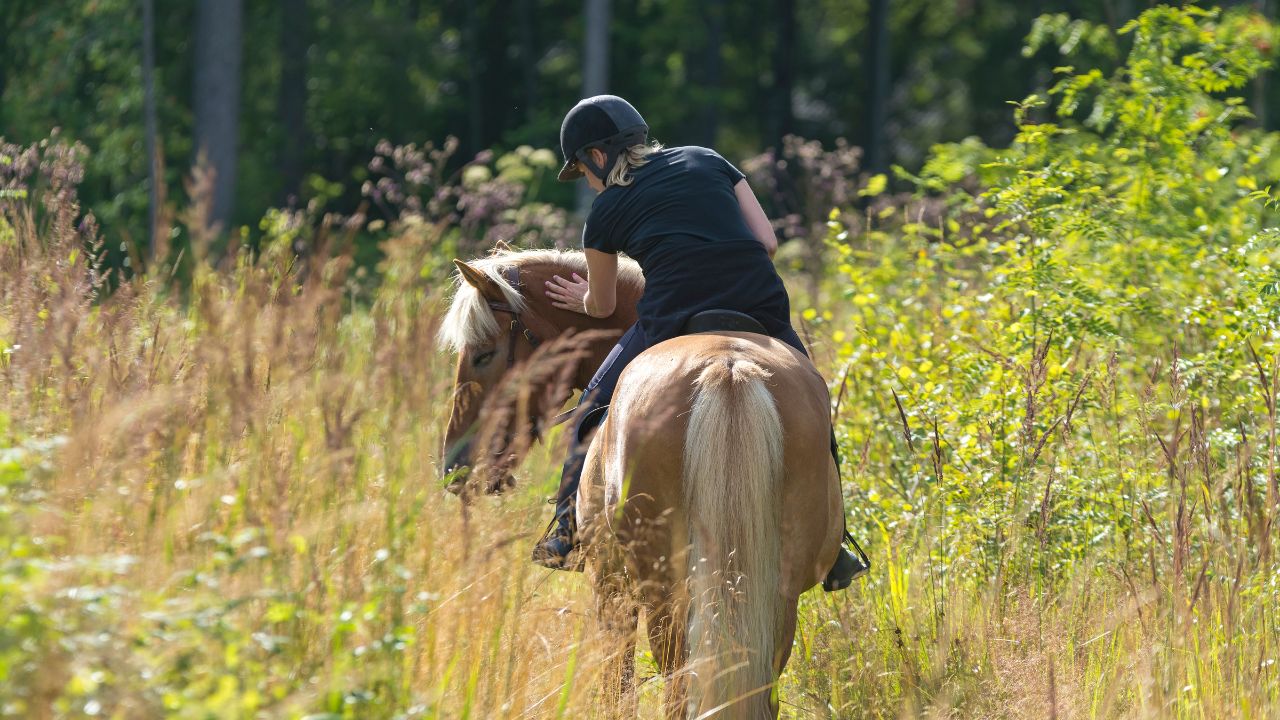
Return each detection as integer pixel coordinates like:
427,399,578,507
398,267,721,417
606,141,664,187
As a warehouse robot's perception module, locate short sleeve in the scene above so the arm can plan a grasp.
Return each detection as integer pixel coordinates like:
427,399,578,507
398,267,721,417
714,152,747,184
694,146,746,184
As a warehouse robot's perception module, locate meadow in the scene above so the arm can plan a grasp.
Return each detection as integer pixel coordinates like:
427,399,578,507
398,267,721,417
4,6,1280,718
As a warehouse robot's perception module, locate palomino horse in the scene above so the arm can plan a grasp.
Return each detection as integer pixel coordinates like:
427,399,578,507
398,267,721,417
440,248,843,719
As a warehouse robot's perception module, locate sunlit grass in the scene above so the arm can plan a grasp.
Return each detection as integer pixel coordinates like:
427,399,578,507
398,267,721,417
2,211,1277,717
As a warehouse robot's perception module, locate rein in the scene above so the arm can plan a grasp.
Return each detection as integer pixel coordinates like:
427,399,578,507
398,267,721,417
485,265,542,370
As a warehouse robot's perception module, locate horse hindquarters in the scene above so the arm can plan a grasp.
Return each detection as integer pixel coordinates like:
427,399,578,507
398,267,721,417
682,358,785,719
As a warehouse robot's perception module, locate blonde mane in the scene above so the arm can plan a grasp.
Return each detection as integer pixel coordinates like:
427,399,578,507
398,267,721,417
438,248,642,353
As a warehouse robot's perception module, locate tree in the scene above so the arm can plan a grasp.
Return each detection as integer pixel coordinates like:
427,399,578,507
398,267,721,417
583,0,611,99
142,0,160,261
1255,0,1272,130
518,0,538,125
768,0,796,150
863,0,890,173
697,0,725,147
578,0,611,212
192,0,244,231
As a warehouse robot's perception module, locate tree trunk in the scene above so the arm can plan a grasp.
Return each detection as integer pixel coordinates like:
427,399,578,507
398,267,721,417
0,1,30,106
583,0,611,98
0,11,8,105
697,0,724,147
480,0,514,147
142,0,159,261
192,0,244,232
768,0,795,150
578,0,611,212
863,0,890,173
278,0,308,205
519,0,537,123
464,0,484,154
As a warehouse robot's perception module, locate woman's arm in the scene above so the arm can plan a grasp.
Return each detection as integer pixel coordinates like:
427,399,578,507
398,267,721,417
545,249,618,317
582,249,618,317
734,178,778,257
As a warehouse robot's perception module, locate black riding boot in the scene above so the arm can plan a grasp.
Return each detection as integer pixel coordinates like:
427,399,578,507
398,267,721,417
531,497,582,571
530,453,586,571
530,406,609,571
822,429,871,591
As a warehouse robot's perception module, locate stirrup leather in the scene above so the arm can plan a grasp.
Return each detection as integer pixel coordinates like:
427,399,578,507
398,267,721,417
844,530,871,571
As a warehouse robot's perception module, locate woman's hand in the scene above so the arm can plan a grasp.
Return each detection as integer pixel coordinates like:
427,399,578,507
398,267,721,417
545,273,590,314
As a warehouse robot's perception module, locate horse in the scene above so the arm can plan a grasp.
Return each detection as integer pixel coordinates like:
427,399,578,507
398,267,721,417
440,247,843,719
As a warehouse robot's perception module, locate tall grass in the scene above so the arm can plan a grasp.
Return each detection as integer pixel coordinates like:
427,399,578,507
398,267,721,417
3,138,1278,718
0,142,630,719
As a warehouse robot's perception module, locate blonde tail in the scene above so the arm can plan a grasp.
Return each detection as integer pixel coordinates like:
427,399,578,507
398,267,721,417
682,358,784,719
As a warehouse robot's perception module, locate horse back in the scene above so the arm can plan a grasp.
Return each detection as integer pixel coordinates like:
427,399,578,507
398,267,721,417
579,332,843,602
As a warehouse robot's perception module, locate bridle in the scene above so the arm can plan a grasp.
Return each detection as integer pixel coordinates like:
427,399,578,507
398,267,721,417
485,265,542,369
485,265,599,430
446,264,588,478
471,265,550,457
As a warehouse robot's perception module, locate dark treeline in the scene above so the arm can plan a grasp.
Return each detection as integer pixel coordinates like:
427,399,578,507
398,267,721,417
1,0,1277,255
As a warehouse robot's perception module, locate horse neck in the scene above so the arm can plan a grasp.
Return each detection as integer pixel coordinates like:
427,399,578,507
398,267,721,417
519,260,642,390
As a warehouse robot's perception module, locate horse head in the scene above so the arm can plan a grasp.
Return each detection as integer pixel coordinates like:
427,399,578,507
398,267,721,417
438,248,641,495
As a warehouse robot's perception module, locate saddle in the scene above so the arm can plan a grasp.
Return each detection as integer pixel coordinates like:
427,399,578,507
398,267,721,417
565,311,768,439
683,309,768,336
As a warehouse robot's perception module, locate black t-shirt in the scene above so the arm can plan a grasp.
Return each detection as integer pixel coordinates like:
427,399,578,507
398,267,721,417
582,146,793,345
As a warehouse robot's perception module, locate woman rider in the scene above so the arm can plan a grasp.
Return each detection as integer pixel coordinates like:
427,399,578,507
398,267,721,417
532,95,867,591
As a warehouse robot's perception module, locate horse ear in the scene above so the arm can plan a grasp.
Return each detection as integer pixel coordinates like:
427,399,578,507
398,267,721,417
492,239,512,254
453,259,506,302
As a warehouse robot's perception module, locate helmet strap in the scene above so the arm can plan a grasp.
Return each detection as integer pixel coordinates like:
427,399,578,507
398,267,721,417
575,129,646,184
575,146,617,183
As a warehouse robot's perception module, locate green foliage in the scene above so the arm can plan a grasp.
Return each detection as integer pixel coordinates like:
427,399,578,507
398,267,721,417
792,10,1280,713
364,138,574,260
824,4,1280,580
9,0,1253,262
0,436,67,716
1,0,189,252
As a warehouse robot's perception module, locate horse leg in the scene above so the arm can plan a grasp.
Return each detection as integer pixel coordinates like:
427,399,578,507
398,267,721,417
589,542,638,716
645,596,690,720
769,597,801,718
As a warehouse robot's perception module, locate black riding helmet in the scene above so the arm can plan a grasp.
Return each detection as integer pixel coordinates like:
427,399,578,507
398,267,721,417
557,95,649,182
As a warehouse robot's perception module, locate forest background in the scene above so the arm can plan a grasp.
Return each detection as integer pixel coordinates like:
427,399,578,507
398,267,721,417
9,0,1278,262
6,1,1280,719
